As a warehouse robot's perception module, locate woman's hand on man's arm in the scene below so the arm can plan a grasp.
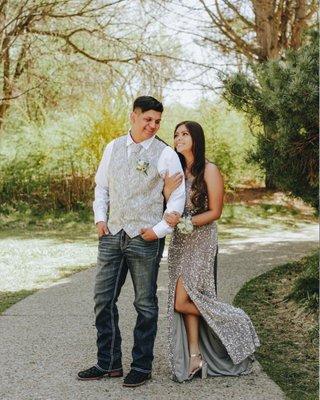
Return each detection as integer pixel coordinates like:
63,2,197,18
163,171,184,202
164,211,181,227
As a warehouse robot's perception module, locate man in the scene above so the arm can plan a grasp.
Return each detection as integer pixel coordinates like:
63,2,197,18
78,96,185,387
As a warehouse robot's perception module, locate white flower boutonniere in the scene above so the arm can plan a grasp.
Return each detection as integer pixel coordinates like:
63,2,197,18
177,215,194,234
136,159,150,175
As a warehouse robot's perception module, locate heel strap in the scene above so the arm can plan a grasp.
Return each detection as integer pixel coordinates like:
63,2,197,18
190,353,201,358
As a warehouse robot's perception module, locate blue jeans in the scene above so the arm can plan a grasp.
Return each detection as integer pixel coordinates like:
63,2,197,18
94,230,165,373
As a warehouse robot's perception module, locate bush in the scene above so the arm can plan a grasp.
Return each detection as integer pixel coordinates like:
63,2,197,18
159,101,261,189
0,98,127,212
80,99,128,169
0,150,94,211
0,151,50,206
199,100,263,188
223,30,319,208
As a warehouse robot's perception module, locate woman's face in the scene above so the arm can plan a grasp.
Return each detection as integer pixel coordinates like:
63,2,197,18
174,124,193,154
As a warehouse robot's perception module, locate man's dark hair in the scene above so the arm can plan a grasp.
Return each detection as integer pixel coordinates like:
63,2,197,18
133,96,163,113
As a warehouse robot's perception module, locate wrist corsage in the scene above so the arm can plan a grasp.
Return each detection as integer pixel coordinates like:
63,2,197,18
177,215,194,234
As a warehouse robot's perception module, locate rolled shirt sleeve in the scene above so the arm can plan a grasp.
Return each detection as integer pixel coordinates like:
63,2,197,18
152,146,185,238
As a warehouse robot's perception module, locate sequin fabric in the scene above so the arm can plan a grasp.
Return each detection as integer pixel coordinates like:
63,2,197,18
167,179,260,378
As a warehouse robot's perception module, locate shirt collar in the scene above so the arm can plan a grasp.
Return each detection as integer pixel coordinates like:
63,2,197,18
126,130,155,150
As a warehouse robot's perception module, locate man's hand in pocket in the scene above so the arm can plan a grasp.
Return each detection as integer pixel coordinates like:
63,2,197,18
140,228,157,241
97,221,109,238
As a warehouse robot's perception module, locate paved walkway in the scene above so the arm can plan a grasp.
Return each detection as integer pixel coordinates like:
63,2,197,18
0,236,317,400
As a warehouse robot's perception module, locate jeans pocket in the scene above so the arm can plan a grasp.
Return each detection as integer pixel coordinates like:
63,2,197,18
140,236,160,259
139,235,158,243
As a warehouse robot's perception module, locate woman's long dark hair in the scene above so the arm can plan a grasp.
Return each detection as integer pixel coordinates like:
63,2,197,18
174,121,207,211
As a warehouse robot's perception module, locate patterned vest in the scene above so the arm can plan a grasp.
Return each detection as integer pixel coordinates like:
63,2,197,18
107,135,167,238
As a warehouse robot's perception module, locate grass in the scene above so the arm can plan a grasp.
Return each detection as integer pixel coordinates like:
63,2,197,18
234,253,319,400
0,201,316,242
0,205,96,242
0,197,316,315
286,255,319,313
220,203,315,229
0,290,37,315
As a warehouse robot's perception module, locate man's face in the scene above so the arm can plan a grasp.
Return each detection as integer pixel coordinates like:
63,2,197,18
130,109,162,141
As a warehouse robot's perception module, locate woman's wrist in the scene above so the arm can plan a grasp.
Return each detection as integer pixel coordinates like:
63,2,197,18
191,216,197,226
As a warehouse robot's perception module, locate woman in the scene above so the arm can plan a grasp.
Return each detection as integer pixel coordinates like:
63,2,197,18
163,121,260,383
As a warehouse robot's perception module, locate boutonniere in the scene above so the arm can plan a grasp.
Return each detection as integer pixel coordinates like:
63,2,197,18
136,159,149,175
177,215,194,234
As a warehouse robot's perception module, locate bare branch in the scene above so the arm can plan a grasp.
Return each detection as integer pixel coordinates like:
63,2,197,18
305,0,318,19
13,36,29,80
46,0,126,18
28,27,139,64
221,0,256,29
199,0,259,60
139,51,224,73
0,81,45,101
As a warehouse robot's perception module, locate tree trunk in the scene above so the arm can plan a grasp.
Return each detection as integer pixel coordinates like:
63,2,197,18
291,0,308,48
0,2,8,130
0,35,12,131
252,0,281,61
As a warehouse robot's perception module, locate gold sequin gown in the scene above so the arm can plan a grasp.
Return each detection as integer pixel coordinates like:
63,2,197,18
167,178,260,382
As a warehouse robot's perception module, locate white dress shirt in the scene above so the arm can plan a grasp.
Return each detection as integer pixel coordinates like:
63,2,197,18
93,132,185,238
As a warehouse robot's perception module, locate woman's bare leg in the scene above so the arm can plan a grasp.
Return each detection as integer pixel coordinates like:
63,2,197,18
174,276,200,316
174,277,202,373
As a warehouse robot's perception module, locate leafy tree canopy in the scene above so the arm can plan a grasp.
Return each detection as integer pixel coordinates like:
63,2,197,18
223,30,319,209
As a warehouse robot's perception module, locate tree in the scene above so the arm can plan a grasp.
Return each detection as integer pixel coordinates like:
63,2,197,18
157,1,317,187
201,0,317,61
0,0,180,130
195,0,317,187
222,30,319,208
161,0,317,63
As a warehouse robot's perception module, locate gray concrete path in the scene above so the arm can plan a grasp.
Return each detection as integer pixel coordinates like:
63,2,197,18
0,237,317,400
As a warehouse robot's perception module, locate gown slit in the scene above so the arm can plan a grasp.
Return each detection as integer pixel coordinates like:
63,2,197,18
174,275,201,314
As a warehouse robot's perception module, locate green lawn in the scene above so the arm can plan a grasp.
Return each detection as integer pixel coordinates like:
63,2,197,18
0,290,37,315
234,253,319,400
0,202,316,242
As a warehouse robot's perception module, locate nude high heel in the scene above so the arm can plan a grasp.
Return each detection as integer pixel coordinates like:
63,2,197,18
201,358,208,379
188,353,208,381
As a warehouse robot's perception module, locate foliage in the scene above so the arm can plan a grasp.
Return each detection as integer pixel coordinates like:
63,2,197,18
223,30,319,208
0,97,129,211
0,149,93,211
287,253,319,312
159,101,261,189
80,99,128,169
0,1,181,130
0,150,49,206
199,101,262,188
234,252,319,400
0,97,261,212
